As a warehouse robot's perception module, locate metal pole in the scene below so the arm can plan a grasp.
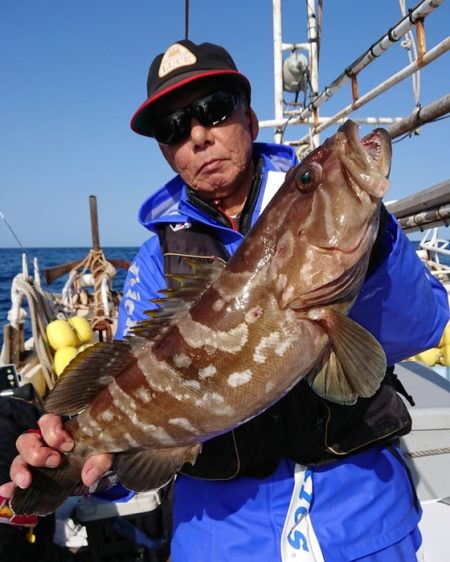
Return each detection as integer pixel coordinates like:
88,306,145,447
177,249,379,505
273,0,284,143
259,115,404,130
295,36,450,144
263,0,445,140
388,93,450,139
306,0,319,146
89,195,100,251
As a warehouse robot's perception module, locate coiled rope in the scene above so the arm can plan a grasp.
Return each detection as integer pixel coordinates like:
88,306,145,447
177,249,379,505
8,273,56,389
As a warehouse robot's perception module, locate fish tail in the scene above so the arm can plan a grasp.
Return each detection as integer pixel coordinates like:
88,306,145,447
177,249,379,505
10,454,82,516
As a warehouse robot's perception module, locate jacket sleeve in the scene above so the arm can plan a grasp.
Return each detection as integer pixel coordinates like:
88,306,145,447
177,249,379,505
349,213,449,365
115,233,167,340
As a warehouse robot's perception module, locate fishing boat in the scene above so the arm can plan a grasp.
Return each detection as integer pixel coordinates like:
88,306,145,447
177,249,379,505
0,1,449,560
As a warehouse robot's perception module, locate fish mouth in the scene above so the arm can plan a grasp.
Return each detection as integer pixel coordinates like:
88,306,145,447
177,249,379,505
360,127,392,178
339,120,392,176
337,120,392,199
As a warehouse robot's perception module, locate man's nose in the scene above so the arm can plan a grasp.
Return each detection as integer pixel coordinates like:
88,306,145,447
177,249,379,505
189,118,212,147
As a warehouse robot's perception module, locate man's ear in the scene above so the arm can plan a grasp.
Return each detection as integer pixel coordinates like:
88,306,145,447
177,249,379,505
248,107,259,140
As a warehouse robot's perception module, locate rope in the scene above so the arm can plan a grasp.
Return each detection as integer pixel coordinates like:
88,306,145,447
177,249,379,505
62,249,116,338
9,275,57,388
406,446,450,458
399,0,421,109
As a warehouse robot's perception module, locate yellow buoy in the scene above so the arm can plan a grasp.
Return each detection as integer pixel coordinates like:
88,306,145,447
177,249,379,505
439,344,450,367
54,346,78,376
415,347,441,367
46,320,79,351
69,316,94,344
438,322,450,348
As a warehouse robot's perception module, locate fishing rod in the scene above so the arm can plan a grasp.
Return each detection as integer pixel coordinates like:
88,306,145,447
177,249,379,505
0,211,33,261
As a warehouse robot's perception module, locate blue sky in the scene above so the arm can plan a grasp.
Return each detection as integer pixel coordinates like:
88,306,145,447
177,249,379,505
1,1,449,248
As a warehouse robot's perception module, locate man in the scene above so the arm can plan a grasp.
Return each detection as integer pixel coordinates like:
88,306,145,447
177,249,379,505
1,40,449,561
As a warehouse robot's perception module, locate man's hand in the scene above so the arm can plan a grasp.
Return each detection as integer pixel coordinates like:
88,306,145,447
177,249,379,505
0,413,113,499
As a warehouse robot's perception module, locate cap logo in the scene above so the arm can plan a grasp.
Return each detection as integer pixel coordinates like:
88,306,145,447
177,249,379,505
158,43,197,78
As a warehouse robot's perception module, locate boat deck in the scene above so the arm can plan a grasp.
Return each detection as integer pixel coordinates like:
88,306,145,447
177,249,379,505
397,361,450,561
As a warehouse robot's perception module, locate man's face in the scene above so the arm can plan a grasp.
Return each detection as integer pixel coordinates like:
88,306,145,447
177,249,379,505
156,82,258,202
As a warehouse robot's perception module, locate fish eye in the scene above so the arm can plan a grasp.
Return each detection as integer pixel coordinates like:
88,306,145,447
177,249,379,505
295,163,321,193
300,171,312,184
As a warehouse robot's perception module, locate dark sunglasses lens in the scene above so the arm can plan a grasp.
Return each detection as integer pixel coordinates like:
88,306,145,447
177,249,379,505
193,91,237,126
152,90,238,145
153,110,190,145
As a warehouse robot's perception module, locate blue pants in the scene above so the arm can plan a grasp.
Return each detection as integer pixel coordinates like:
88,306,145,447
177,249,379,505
171,447,421,561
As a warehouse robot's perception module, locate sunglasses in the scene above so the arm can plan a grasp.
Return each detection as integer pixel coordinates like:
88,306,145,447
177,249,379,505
151,89,240,145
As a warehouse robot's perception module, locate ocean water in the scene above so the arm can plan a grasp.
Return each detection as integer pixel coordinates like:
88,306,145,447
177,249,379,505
0,247,138,348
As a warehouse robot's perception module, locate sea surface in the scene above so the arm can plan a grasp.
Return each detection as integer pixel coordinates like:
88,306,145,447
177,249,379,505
0,247,138,348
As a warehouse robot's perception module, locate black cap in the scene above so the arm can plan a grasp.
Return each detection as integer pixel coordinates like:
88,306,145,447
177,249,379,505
130,40,251,137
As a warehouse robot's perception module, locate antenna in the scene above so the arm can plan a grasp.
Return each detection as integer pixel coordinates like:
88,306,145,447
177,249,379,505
185,0,190,40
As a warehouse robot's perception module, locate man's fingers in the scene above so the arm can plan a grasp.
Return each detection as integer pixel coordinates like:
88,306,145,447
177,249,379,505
81,454,114,487
9,455,34,489
15,431,62,468
38,414,74,452
0,481,16,499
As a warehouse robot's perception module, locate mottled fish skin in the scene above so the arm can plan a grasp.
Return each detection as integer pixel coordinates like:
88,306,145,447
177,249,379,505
11,120,392,515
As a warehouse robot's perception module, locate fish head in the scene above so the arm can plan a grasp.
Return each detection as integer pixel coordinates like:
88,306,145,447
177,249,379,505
290,119,391,249
270,119,392,308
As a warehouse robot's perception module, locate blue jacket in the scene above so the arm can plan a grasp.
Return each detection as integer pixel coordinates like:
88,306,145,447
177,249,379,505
115,141,449,561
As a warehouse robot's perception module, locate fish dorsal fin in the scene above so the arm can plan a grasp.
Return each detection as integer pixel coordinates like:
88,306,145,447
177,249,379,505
114,443,201,492
131,257,225,339
308,309,386,405
45,341,136,415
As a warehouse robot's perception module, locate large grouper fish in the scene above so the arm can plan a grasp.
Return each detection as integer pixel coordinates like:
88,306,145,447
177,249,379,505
12,120,392,515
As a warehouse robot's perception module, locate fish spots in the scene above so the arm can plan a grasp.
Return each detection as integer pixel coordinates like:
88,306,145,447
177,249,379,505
254,332,281,363
109,379,137,416
194,392,235,416
253,331,296,364
265,380,276,394
184,380,201,392
177,313,249,353
100,409,114,422
123,432,141,448
169,418,198,434
173,353,192,369
151,426,177,446
213,298,225,312
135,387,153,403
245,306,264,324
228,370,253,387
198,365,216,379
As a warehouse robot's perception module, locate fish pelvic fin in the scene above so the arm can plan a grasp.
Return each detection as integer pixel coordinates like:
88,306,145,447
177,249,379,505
308,308,386,405
10,455,82,516
45,341,136,415
114,443,202,492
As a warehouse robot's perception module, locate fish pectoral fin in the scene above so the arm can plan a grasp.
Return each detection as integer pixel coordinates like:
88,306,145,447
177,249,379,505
45,341,136,415
308,309,386,405
114,443,202,492
10,455,82,516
